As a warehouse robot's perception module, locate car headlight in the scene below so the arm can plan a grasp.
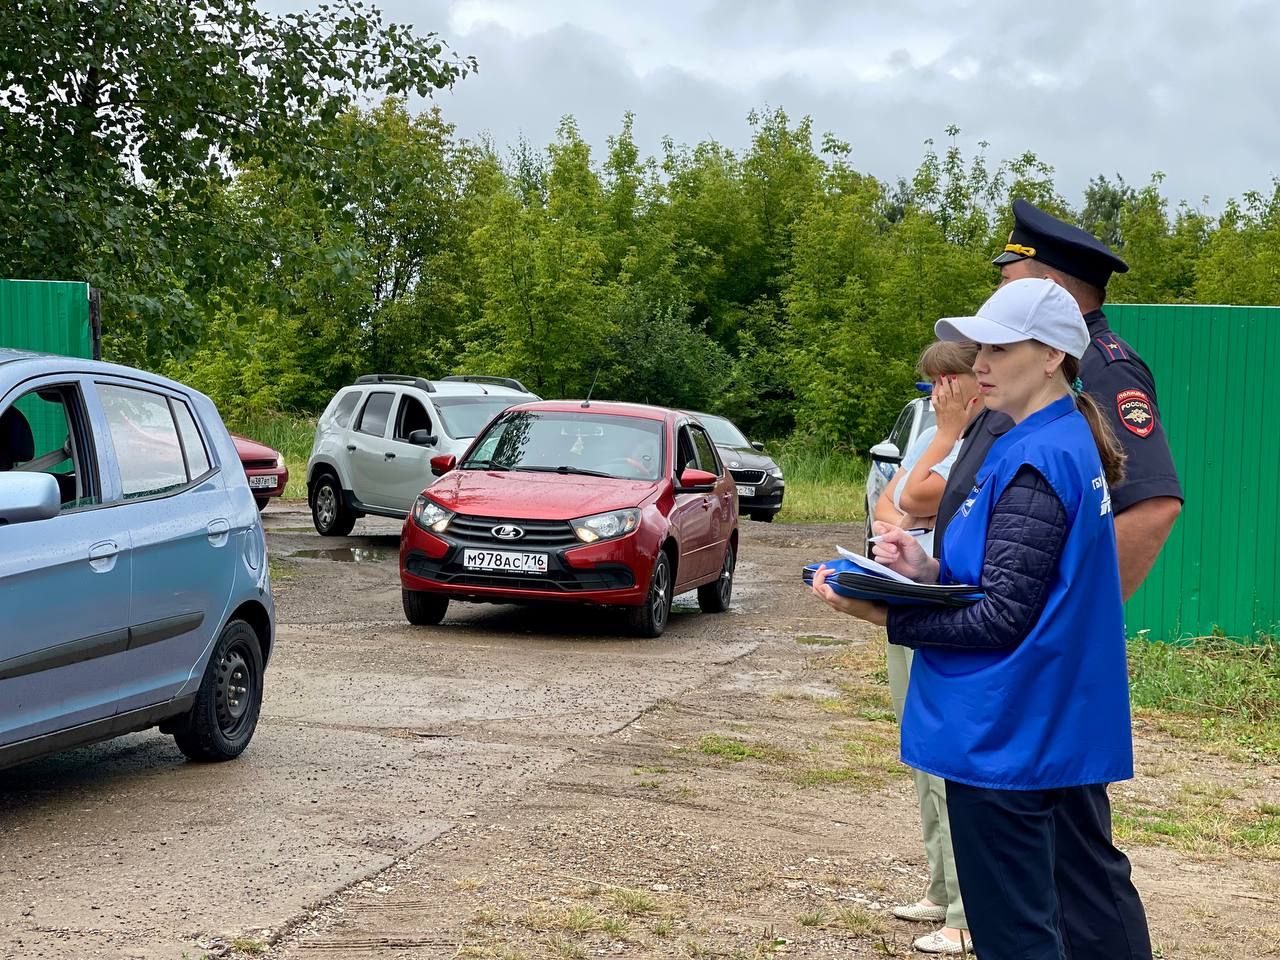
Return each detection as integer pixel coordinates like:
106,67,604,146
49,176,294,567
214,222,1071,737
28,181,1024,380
411,494,454,534
767,465,784,479
275,454,285,469
571,508,641,543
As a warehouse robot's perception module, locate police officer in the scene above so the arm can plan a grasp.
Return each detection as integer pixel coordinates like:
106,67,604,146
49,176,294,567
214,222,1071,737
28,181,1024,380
933,199,1184,960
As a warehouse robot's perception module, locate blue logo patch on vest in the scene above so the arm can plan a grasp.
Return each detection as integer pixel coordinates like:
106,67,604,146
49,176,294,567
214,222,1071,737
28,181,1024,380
960,485,980,517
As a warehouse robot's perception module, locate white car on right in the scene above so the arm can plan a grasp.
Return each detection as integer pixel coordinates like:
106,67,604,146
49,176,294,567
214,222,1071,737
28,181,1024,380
863,395,936,550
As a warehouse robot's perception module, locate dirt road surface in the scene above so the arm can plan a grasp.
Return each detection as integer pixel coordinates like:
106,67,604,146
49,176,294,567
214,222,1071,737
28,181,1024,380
0,504,1274,959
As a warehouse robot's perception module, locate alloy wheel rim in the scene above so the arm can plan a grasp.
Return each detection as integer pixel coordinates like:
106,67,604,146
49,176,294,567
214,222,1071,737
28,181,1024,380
719,547,734,606
317,486,336,528
651,559,669,626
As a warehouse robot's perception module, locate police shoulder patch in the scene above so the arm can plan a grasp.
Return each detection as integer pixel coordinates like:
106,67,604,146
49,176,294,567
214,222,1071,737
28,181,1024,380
1116,389,1155,438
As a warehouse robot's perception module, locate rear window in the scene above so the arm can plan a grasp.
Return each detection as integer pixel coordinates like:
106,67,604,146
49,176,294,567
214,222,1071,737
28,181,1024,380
331,391,361,429
99,385,202,498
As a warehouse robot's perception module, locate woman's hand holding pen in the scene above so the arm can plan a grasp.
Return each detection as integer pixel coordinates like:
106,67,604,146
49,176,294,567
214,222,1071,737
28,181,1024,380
870,521,940,583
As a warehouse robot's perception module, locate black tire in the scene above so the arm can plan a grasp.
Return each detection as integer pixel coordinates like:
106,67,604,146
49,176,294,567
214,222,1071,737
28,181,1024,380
311,473,356,537
403,589,449,626
750,511,775,523
173,620,264,762
629,551,673,638
697,541,735,613
864,513,874,554
254,496,270,512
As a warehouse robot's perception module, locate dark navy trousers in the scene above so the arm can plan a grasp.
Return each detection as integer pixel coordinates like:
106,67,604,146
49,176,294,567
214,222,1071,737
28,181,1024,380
946,781,1152,960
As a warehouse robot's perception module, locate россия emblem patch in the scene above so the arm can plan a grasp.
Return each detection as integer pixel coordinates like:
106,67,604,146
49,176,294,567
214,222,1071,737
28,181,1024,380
1116,389,1155,438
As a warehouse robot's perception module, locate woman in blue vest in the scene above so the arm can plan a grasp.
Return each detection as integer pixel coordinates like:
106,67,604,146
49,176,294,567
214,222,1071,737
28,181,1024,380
811,277,1137,959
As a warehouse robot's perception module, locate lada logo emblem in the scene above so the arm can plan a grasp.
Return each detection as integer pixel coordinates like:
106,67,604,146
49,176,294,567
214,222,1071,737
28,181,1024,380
492,524,525,540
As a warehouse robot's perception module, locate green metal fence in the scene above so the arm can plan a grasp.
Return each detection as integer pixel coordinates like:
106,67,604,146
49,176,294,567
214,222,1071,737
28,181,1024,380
0,279,95,472
1108,303,1277,640
0,279,94,358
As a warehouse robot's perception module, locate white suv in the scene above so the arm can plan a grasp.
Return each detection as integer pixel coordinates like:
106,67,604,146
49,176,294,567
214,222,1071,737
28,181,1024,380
863,394,936,550
306,375,539,536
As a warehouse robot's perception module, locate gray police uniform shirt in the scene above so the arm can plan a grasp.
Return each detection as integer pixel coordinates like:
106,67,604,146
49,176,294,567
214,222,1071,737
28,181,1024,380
933,308,1183,557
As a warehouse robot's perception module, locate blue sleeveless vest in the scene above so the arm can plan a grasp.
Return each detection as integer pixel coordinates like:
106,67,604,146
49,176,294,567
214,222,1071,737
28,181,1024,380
899,396,1133,790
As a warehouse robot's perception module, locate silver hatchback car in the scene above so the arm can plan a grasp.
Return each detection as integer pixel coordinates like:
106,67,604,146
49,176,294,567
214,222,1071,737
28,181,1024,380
0,350,274,771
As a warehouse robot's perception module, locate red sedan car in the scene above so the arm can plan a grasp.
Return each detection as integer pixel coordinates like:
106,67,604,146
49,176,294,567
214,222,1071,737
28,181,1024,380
399,401,738,637
232,434,289,510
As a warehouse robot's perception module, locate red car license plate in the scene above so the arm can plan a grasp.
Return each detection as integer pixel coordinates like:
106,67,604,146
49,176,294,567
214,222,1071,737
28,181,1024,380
463,549,548,574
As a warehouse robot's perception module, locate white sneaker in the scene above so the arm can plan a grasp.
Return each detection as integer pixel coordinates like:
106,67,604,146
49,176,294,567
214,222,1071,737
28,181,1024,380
892,901,948,923
914,929,974,955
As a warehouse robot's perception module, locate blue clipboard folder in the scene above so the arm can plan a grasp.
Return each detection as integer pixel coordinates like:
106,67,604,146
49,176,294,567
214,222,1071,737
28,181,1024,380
802,552,984,608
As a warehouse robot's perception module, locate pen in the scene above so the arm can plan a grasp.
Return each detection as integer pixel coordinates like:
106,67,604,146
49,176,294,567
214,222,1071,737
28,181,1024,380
867,527,929,544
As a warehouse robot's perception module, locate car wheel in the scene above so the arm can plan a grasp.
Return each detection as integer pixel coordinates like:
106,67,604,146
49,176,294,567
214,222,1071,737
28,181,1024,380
697,541,735,613
311,474,356,537
254,496,270,512
403,589,449,626
630,551,673,638
750,510,775,523
172,620,264,762
864,511,874,554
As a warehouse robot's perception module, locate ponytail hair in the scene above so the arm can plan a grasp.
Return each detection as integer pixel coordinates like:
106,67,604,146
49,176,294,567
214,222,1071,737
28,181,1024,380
1062,355,1127,487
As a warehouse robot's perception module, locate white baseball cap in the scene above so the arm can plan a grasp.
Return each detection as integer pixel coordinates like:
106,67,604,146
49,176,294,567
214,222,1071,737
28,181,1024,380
934,277,1089,359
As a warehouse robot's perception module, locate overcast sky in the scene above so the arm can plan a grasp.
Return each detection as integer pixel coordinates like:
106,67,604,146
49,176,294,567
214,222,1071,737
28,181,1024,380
274,1,1279,210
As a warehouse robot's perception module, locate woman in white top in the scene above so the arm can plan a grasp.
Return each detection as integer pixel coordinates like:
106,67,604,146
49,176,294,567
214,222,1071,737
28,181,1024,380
873,340,983,954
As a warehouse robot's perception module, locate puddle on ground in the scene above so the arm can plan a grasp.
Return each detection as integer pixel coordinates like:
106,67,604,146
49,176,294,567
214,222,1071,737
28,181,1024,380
288,547,398,563
794,633,852,646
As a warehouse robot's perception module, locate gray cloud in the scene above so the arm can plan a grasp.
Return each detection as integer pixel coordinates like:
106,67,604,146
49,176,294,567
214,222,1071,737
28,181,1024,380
268,0,1280,209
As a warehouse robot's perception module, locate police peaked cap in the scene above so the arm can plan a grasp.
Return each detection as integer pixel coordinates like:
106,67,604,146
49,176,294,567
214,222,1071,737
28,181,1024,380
993,198,1129,289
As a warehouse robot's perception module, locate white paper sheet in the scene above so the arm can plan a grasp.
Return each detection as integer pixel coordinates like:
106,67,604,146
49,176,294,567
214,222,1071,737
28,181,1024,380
835,544,915,584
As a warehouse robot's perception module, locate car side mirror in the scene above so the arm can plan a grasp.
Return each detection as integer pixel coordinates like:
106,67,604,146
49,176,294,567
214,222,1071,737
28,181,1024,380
677,467,717,492
751,441,765,452
408,430,437,446
869,441,901,465
430,454,456,476
0,473,60,525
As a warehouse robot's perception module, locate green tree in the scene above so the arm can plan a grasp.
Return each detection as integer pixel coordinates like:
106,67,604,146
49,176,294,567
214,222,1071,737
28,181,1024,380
1,0,472,363
464,121,615,396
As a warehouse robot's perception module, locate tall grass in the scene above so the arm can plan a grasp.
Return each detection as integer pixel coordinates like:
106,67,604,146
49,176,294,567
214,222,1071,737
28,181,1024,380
224,411,316,499
1128,635,1280,762
774,441,868,524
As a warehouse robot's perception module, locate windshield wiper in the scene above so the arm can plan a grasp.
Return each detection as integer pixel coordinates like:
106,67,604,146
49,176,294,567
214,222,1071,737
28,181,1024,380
516,465,615,478
462,459,512,471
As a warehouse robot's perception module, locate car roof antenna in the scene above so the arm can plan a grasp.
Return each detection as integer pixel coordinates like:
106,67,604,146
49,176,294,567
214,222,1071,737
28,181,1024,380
581,368,600,408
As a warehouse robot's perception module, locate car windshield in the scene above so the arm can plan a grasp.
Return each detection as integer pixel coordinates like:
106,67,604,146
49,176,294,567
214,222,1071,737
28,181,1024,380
462,411,665,481
698,415,751,448
433,396,525,439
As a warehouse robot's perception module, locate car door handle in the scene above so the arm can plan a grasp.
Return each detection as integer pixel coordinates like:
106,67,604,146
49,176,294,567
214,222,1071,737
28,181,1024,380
346,444,357,452
88,540,119,573
207,518,230,547
384,451,396,460
700,498,711,510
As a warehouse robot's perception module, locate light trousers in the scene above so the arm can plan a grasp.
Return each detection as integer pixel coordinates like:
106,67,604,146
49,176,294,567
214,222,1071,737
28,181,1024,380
885,641,968,931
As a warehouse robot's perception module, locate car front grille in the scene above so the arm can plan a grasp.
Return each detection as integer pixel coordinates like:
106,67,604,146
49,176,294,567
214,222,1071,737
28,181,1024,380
447,513,580,548
730,468,766,485
243,459,277,470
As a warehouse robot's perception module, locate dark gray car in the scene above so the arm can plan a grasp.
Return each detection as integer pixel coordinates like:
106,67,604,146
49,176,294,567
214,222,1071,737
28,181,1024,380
689,412,784,522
